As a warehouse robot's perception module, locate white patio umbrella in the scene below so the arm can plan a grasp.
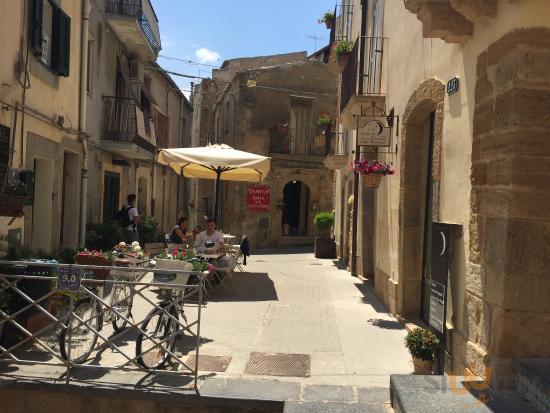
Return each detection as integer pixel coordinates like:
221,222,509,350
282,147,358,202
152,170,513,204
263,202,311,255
157,144,270,221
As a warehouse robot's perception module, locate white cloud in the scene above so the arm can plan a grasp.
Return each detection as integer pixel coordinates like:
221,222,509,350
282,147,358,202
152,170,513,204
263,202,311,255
195,48,220,64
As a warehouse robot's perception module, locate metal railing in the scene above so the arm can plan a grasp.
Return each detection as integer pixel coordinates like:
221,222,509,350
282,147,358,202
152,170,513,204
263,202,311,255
270,127,333,157
103,96,156,153
335,3,355,42
0,261,204,388
340,36,387,113
105,0,162,53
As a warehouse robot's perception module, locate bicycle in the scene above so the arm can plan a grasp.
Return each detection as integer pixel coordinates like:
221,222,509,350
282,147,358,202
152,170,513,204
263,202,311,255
58,267,140,364
135,260,196,370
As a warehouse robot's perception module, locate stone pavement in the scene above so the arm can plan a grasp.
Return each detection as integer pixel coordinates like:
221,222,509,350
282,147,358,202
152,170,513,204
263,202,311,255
192,248,411,387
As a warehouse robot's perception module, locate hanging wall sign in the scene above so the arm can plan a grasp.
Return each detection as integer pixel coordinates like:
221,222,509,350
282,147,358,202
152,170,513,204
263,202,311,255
357,116,391,147
247,185,270,212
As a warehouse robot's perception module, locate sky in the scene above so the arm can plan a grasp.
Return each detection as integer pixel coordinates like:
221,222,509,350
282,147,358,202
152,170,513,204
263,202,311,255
151,0,336,96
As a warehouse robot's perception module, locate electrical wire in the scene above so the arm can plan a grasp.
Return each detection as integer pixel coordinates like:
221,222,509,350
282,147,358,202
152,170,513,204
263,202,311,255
158,55,220,69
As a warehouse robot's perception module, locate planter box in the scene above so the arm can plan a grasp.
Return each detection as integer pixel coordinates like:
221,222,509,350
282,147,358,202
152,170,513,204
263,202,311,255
314,237,336,259
75,254,111,281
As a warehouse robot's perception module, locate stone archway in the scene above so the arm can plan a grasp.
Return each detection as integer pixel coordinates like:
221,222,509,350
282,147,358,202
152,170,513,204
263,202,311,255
397,77,445,317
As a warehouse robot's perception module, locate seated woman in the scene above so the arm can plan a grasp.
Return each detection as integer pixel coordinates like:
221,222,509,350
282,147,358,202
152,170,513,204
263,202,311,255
169,217,192,245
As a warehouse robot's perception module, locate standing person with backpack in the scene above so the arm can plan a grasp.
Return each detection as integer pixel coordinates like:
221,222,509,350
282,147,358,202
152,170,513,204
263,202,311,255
117,194,140,244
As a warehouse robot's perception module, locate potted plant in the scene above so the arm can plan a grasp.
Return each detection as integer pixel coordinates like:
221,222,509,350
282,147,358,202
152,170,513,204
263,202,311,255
352,159,395,189
318,11,335,29
318,114,334,133
313,212,336,259
335,41,354,66
404,327,440,374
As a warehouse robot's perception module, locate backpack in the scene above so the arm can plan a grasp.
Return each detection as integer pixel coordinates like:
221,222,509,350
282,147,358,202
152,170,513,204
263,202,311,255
116,205,133,228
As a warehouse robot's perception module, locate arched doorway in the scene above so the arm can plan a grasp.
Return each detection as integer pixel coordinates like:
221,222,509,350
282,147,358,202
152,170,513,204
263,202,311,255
282,181,310,236
398,78,445,318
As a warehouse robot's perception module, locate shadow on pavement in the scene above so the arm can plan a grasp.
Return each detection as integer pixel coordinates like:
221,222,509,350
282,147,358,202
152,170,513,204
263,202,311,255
367,318,403,330
208,273,278,302
252,246,313,256
354,283,390,313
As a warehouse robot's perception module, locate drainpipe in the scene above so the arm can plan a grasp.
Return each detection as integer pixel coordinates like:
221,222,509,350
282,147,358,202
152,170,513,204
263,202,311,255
351,0,368,277
78,0,91,246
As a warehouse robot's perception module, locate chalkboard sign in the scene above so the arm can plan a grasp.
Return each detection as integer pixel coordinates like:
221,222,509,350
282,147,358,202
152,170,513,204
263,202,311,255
429,223,450,334
57,265,82,292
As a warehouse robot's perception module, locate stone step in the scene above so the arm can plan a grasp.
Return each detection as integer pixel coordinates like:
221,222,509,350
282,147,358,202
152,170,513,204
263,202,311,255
390,374,539,413
283,401,389,413
515,358,550,413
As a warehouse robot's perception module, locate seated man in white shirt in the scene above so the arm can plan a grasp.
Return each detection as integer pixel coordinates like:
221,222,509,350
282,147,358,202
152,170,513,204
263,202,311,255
193,218,224,254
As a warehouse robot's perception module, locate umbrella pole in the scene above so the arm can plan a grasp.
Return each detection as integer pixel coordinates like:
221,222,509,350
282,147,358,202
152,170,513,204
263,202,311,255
214,169,221,222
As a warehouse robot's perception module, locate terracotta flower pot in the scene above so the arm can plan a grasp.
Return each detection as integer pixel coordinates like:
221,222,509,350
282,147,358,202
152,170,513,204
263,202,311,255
413,357,433,374
319,123,332,133
325,18,334,30
338,52,351,67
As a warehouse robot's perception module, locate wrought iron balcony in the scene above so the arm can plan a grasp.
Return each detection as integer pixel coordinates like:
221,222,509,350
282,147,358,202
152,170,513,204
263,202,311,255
270,127,333,157
105,0,161,60
101,96,156,159
339,36,387,128
334,3,355,43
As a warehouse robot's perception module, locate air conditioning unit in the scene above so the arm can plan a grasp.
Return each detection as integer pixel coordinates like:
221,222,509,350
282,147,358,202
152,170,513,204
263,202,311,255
129,60,144,84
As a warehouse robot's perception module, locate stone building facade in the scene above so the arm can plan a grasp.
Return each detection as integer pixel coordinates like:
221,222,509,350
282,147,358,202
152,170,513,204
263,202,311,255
328,0,550,388
0,0,192,253
190,53,338,248
84,0,192,236
0,0,85,252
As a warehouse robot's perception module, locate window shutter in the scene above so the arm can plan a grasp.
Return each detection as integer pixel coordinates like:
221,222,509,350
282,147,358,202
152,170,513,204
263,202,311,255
30,0,43,56
52,6,71,76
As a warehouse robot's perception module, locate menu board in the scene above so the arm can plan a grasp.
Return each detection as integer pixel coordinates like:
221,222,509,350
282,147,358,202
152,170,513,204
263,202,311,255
247,185,270,212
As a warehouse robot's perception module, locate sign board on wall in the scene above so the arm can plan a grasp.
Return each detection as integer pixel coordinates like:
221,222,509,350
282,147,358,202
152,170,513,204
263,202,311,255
247,185,270,212
429,223,451,334
357,116,391,147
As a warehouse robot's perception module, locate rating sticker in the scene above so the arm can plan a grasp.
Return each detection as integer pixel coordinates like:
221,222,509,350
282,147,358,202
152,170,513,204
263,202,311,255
57,265,82,292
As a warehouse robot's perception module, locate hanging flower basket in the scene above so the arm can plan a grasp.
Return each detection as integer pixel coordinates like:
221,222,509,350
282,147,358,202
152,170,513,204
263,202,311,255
363,174,383,189
352,160,395,190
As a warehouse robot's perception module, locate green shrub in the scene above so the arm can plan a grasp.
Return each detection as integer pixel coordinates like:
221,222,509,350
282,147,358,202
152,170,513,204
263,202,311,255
86,222,123,251
55,246,79,264
404,327,440,361
335,41,353,56
314,212,334,235
138,216,159,244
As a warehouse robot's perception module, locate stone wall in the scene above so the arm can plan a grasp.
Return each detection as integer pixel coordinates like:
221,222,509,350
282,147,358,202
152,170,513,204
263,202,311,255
468,27,550,387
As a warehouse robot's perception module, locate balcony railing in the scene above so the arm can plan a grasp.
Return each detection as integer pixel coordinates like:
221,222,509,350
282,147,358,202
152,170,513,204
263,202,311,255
105,0,161,54
335,3,354,42
103,96,156,153
270,128,333,157
340,36,386,113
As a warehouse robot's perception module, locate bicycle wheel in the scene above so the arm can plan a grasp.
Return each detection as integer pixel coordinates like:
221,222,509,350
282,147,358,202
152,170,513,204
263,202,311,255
135,303,179,369
111,283,133,333
59,298,100,364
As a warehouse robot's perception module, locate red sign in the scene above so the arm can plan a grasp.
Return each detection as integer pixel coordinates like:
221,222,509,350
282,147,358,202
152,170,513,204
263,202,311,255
247,185,270,212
